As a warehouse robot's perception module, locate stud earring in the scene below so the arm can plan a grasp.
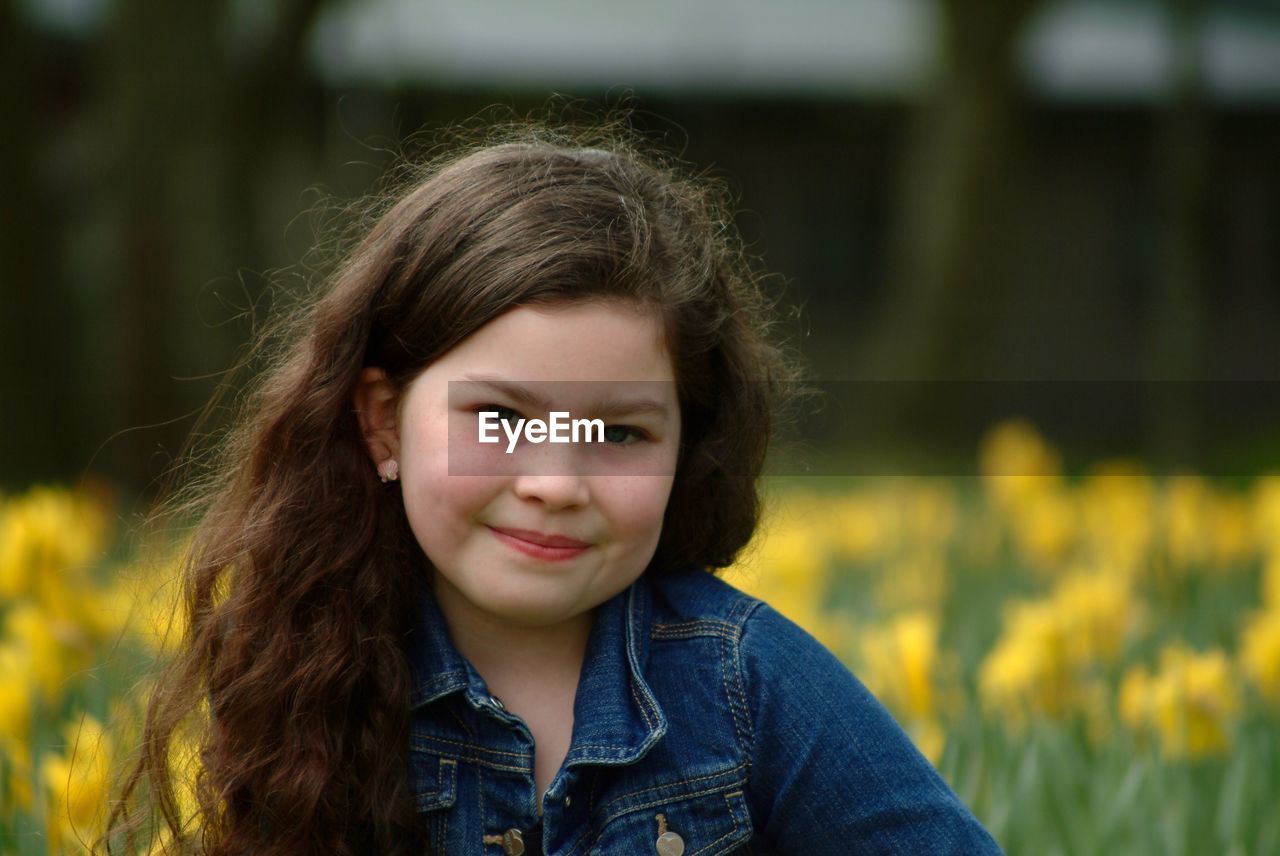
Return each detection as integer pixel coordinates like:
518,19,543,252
378,458,399,483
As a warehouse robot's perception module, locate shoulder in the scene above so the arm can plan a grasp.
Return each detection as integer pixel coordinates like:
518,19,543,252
645,563,766,629
642,566,1005,853
644,564,882,749
644,564,856,704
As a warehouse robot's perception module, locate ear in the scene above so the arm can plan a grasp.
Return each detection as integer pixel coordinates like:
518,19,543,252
352,366,402,466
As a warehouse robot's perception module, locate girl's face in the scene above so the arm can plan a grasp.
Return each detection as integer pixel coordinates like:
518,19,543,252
372,300,681,632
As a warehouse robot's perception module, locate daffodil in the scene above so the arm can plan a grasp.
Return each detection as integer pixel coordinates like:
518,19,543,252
1251,475,1280,556
0,486,109,610
978,567,1142,730
1261,550,1280,612
0,643,36,812
1136,645,1240,759
1078,463,1154,579
4,601,91,704
41,715,113,852
1240,608,1280,707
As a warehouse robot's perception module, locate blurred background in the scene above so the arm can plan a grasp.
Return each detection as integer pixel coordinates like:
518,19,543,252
4,0,1279,497
3,1,1280,854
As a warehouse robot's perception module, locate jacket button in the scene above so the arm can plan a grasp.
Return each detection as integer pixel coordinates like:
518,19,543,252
501,828,525,855
656,831,685,856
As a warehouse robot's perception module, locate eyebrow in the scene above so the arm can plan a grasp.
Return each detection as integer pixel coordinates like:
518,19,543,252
457,374,672,419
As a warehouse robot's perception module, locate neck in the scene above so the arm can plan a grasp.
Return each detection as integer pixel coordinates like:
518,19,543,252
430,576,595,697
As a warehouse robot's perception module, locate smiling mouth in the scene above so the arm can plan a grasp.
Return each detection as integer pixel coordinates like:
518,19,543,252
487,526,590,548
487,526,591,560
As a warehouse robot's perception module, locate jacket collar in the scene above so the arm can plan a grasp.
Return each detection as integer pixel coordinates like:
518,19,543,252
405,571,668,767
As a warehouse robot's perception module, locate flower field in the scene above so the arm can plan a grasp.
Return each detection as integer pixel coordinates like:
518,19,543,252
3,419,1279,854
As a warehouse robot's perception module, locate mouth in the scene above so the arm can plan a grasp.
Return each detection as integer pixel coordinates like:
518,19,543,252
487,526,591,548
487,525,591,561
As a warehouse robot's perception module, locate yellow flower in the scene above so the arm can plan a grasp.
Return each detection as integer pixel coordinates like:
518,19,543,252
1007,485,1078,571
860,611,940,721
978,568,1141,730
977,421,1085,570
0,642,34,746
1261,550,1280,612
728,498,827,591
1209,492,1253,570
858,611,953,765
158,717,205,837
980,419,1067,557
978,599,1071,727
77,566,141,644
980,419,1061,488
724,495,838,648
0,643,36,811
41,714,113,852
1078,463,1154,578
1162,476,1216,569
0,485,109,610
1252,476,1280,556
828,491,894,563
4,601,91,703
1118,664,1153,732
1146,645,1239,759
1052,568,1142,668
1240,609,1280,707
118,566,188,654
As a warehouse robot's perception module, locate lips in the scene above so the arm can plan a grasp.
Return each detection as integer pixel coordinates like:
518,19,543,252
487,526,591,549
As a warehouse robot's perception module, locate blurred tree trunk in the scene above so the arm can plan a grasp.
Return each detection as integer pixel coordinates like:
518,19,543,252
1146,0,1208,468
859,2,1043,387
0,5,80,488
86,0,326,500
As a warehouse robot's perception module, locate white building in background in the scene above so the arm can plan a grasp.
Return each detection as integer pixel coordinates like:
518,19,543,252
20,0,1280,102
306,0,1280,103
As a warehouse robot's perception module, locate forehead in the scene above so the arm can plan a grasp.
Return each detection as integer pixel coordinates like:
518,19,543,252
433,301,675,384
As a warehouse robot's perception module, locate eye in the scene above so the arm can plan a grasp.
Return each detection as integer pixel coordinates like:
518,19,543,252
602,424,649,446
476,404,522,424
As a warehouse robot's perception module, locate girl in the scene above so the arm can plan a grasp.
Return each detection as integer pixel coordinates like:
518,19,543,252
104,122,1003,855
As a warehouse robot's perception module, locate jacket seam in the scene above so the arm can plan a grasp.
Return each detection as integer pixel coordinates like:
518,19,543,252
567,767,750,854
447,700,476,740
559,776,601,856
652,619,737,639
411,733,530,760
731,597,768,840
598,776,750,830
686,790,750,856
410,670,469,709
597,761,747,810
409,738,534,775
628,584,663,740
730,601,764,772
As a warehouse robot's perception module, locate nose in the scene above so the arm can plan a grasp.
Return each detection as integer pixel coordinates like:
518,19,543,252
512,471,590,509
511,444,590,509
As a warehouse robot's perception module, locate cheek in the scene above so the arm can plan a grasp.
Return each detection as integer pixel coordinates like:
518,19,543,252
401,420,503,532
408,472,501,524
603,477,676,542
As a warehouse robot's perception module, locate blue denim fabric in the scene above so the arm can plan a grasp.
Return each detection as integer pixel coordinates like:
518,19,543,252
405,563,1004,855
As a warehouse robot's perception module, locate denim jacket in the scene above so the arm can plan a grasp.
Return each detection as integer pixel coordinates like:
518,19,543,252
404,563,1004,855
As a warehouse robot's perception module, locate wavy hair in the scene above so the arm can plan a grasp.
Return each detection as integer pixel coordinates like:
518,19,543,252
101,116,808,855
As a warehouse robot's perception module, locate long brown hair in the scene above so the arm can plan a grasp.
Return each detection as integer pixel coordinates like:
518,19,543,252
101,115,807,854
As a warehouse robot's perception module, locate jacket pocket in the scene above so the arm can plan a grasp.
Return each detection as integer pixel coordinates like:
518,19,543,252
409,753,457,853
586,787,753,856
